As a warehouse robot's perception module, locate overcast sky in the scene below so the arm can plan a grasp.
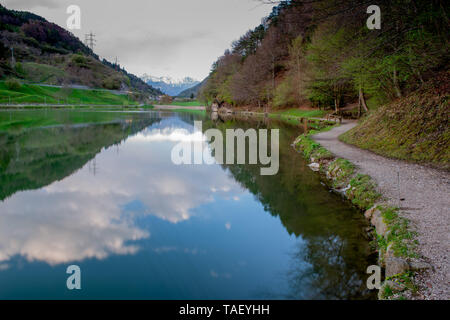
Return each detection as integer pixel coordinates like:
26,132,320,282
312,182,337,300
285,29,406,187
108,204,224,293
3,0,275,81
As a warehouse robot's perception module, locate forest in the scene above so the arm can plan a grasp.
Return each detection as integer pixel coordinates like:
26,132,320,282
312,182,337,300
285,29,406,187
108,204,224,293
200,0,449,115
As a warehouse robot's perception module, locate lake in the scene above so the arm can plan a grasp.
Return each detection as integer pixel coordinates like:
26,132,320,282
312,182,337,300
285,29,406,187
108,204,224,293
0,109,376,299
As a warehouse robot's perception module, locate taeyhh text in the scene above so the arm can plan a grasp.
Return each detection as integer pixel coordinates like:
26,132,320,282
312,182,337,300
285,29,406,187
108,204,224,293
171,121,279,176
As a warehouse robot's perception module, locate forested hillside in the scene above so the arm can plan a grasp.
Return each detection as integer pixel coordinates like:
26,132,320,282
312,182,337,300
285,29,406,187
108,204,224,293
0,4,162,98
200,0,448,114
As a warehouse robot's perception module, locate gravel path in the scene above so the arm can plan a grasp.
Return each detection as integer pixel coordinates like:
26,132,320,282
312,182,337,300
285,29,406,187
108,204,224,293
312,121,450,300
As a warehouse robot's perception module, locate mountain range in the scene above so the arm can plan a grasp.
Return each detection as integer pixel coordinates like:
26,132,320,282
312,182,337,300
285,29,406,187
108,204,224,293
141,74,200,96
177,77,208,98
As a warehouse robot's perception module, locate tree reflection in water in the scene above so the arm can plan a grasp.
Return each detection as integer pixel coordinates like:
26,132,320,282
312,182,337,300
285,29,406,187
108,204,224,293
203,113,377,300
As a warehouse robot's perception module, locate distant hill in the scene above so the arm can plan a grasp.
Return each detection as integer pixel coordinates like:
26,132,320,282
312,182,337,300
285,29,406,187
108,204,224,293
141,74,199,96
0,4,162,99
177,77,208,98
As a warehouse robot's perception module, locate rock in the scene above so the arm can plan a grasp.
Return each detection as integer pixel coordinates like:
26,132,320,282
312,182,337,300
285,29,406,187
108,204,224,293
377,282,403,300
370,209,388,237
364,206,378,220
378,289,385,300
384,229,393,240
378,242,389,267
342,184,351,193
385,257,410,277
331,166,339,177
321,159,332,168
385,242,395,260
408,260,433,272
308,163,320,172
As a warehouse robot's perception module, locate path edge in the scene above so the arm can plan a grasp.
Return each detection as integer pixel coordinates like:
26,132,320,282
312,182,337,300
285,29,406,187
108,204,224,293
292,124,430,300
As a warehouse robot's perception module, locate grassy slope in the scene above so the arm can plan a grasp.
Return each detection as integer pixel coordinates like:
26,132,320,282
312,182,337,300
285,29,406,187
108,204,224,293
170,100,203,106
0,82,137,105
340,90,449,170
272,108,328,118
21,62,67,84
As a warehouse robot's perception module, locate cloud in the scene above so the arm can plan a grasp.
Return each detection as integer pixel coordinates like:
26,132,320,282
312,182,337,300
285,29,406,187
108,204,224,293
3,0,61,10
99,30,211,73
132,127,205,143
2,0,276,79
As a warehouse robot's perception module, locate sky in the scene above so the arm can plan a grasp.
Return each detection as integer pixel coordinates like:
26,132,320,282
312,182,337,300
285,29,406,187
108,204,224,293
3,0,276,81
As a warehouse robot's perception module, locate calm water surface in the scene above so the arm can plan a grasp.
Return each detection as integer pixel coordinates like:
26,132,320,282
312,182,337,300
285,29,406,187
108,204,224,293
0,110,375,299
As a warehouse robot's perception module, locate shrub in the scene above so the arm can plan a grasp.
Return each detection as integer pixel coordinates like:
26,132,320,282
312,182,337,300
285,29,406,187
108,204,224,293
102,77,121,90
160,95,173,104
5,78,22,90
70,54,89,68
15,62,25,75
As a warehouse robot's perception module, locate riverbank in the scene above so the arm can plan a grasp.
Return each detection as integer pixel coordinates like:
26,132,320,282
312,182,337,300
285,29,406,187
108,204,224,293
0,104,207,115
294,121,449,300
154,105,205,111
0,104,155,109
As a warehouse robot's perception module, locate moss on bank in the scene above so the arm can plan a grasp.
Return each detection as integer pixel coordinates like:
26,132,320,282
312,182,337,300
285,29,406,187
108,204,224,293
294,126,420,300
295,134,333,160
377,205,418,259
346,174,381,210
327,158,355,189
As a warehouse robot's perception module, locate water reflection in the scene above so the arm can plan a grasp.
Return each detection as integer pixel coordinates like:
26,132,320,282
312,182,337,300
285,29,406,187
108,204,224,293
0,110,375,299
0,117,244,266
202,115,375,299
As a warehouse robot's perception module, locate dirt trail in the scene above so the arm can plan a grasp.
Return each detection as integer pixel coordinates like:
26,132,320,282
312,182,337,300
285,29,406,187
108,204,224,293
312,121,450,300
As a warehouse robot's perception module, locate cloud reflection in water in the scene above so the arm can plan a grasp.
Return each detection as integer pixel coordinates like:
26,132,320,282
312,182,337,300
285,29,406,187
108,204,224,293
0,120,244,266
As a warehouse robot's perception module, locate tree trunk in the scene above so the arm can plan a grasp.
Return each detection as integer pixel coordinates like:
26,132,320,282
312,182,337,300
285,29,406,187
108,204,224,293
358,99,362,119
393,66,402,98
272,57,275,92
334,97,339,114
359,86,369,113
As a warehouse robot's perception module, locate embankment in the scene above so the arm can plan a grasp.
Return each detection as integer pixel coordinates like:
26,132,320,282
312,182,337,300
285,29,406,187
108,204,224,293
293,122,449,300
340,87,449,171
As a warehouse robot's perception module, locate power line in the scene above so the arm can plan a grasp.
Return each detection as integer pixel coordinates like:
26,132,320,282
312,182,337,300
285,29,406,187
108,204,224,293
85,31,96,52
10,47,15,67
114,56,120,71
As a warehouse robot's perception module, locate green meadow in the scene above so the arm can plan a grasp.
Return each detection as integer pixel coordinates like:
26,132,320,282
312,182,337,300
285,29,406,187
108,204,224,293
170,100,203,106
0,82,138,106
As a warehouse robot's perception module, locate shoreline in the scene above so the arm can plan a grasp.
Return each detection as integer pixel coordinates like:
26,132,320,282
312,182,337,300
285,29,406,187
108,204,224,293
293,121,449,300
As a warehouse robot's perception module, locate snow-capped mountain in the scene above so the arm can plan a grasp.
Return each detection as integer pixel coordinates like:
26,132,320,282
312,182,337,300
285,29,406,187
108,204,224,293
141,74,200,96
